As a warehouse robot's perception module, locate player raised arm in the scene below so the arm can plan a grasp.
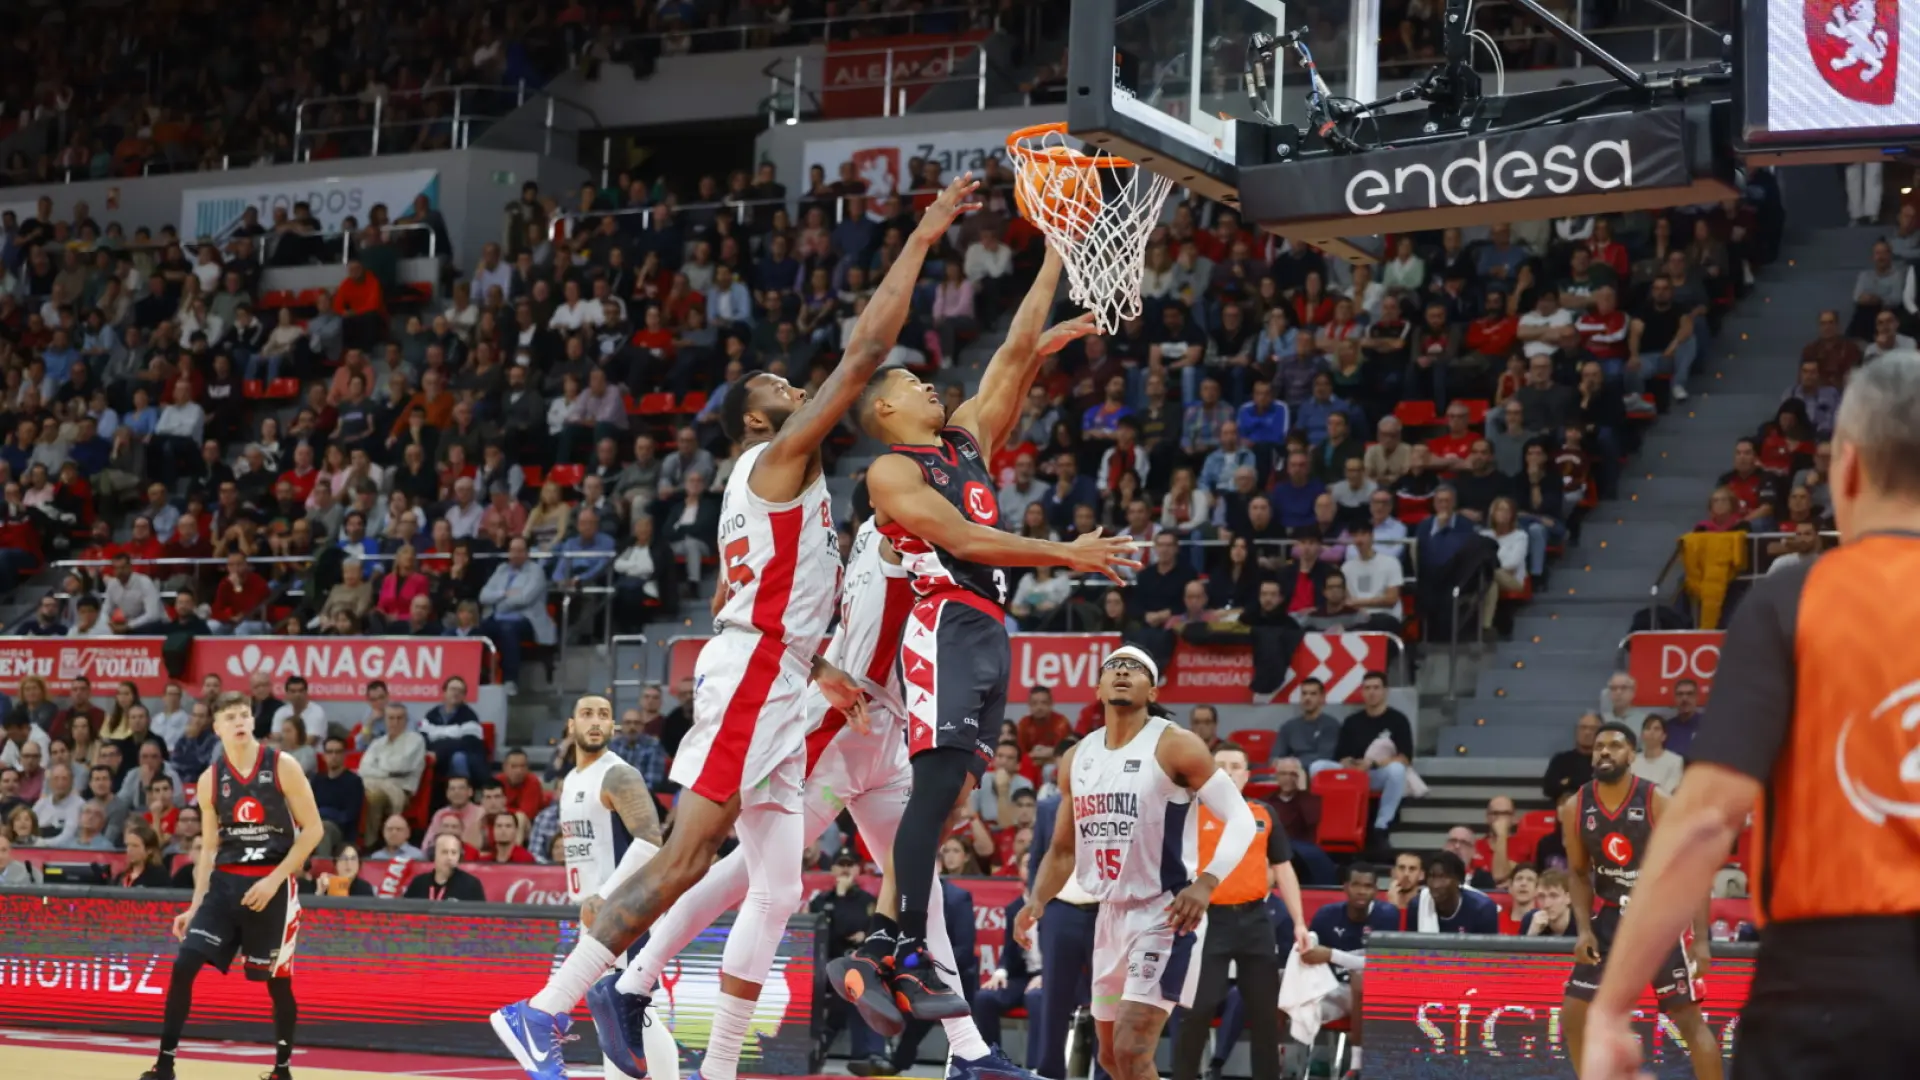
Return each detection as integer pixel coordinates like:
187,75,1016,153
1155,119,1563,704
1158,726,1258,934
866,453,1141,582
949,246,1096,451
1560,795,1601,965
1648,785,1713,977
172,768,219,941
242,753,326,912
751,174,982,496
1015,744,1081,944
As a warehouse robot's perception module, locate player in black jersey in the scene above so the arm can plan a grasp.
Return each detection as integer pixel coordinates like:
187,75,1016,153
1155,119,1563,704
1559,721,1721,1079
142,692,324,1080
835,246,1139,1031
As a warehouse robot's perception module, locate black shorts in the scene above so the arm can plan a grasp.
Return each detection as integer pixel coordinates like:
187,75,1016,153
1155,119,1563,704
1731,915,1920,1080
899,593,1009,778
1564,902,1703,1011
181,869,301,981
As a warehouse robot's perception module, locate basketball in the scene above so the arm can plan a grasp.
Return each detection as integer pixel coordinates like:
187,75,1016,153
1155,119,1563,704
1011,143,1103,237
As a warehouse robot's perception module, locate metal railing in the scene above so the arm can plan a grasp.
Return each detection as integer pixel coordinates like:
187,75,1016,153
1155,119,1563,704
619,5,984,53
1645,527,1839,628
763,37,993,125
289,83,603,163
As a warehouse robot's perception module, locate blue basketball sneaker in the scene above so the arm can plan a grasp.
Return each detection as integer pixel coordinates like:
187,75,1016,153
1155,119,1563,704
948,1045,1046,1080
490,999,573,1080
587,971,657,1079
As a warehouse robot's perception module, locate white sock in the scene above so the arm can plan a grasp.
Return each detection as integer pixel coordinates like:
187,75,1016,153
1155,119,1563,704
614,952,661,997
1348,1046,1363,1069
943,1015,992,1062
530,935,615,1015
696,993,756,1080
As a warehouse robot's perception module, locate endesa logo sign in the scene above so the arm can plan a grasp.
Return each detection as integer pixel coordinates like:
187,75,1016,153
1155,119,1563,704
1626,630,1722,705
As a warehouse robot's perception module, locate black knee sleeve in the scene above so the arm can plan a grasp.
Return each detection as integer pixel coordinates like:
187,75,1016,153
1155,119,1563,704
893,748,975,931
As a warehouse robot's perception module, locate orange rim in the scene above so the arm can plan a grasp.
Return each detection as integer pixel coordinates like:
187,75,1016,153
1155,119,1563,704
1005,121,1134,169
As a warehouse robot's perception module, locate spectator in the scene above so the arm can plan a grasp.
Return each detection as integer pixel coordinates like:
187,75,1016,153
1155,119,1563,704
1413,485,1479,571
1663,679,1706,757
368,814,425,863
1270,451,1326,530
1783,359,1843,438
1014,688,1069,760
103,553,164,630
970,742,1035,828
1801,310,1862,387
480,538,557,695
1863,308,1916,365
1541,711,1601,804
1267,756,1336,884
1849,240,1902,339
5,806,38,848
429,775,486,851
334,259,388,349
0,712,49,771
1277,678,1341,771
1627,275,1695,398
1600,673,1654,729
1404,851,1499,933
0,834,29,884
372,546,432,630
607,708,669,790
1132,532,1197,628
1500,863,1542,933
656,426,715,506
172,704,219,782
67,800,116,851
317,845,375,897
1199,421,1257,497
278,716,317,774
1325,672,1414,835
497,749,546,827
117,820,171,888
478,811,535,863
1471,795,1534,886
309,736,364,857
271,677,328,742
402,832,487,901
663,469,723,592
118,737,183,812
421,677,487,783
1521,869,1576,936
1341,522,1404,612
1631,714,1684,795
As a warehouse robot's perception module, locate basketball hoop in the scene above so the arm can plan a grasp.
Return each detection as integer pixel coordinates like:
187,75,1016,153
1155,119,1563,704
1006,122,1174,334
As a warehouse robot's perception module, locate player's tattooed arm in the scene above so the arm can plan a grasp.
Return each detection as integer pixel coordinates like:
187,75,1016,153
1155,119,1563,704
603,763,665,845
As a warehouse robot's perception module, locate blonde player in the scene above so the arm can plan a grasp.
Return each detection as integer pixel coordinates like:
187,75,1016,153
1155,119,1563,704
1017,647,1257,1080
591,517,1043,1080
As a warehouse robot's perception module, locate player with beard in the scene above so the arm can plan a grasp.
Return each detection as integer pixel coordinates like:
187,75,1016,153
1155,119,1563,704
548,696,672,1080
1017,646,1257,1080
142,692,325,1080
495,174,985,1080
836,247,1140,1025
1559,721,1720,1079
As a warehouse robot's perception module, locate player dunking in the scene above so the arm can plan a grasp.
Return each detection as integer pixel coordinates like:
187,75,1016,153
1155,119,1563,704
531,695,672,1080
836,245,1139,1022
1559,722,1720,1079
494,173,983,1080
1018,646,1257,1080
141,691,324,1080
591,515,1046,1080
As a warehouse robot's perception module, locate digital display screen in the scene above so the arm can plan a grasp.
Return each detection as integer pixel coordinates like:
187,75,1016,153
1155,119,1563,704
1362,939,1755,1079
1742,0,1920,145
0,889,821,1073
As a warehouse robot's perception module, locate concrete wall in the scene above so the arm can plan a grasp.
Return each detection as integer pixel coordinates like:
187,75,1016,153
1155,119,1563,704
543,45,824,130
0,149,589,279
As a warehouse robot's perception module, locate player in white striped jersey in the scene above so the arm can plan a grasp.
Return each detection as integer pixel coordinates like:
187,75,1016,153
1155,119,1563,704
590,516,1044,1080
1019,646,1258,1080
497,173,986,1080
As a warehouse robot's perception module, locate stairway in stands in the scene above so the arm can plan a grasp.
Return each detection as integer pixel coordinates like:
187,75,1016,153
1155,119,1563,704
1436,219,1875,761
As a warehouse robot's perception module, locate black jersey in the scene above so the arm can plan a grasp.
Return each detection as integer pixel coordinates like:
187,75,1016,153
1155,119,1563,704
1577,776,1655,906
211,745,297,870
879,426,1010,610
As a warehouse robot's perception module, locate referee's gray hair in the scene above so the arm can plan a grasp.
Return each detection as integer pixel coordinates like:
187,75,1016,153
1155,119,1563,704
1835,351,1920,498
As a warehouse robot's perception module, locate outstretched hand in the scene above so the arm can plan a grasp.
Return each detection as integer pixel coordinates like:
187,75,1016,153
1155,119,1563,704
1037,313,1099,356
1063,528,1145,586
913,173,984,241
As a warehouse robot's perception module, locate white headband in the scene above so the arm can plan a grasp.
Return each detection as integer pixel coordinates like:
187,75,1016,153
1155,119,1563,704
1104,644,1161,685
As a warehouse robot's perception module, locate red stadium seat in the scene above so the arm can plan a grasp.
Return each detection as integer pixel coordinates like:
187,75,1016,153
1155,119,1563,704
344,750,364,771
1244,780,1279,803
548,464,585,489
634,392,676,415
1458,398,1490,424
679,391,708,414
520,465,544,489
242,380,268,399
1228,728,1277,763
1515,809,1559,854
1393,400,1438,428
404,753,436,834
1311,768,1371,853
264,377,301,400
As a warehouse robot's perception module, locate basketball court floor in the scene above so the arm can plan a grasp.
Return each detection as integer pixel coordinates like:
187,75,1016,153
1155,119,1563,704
0,1027,938,1080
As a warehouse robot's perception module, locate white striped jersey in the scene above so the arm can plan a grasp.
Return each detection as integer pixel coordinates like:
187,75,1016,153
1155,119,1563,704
558,751,636,903
1070,716,1196,903
819,517,915,720
713,441,843,663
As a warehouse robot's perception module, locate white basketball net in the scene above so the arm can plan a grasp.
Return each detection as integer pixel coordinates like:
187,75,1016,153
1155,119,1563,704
1008,127,1174,334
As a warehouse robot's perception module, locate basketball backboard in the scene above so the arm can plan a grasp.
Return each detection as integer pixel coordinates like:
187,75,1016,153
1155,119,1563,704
1065,0,1292,208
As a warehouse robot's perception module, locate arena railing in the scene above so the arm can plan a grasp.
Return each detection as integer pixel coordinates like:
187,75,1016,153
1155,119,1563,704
288,83,604,163
1643,527,1840,628
761,36,997,124
542,180,1023,240
614,4,987,53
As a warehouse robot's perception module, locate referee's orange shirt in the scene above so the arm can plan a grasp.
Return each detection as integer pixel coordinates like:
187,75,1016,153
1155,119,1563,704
1687,534,1920,926
1198,800,1286,905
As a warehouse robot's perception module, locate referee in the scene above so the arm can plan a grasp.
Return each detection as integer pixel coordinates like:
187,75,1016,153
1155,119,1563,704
1581,353,1920,1079
1170,741,1308,1080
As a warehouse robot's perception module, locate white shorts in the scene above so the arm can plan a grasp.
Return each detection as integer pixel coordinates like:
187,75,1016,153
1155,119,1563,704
803,685,912,814
670,629,810,806
1090,894,1202,1021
